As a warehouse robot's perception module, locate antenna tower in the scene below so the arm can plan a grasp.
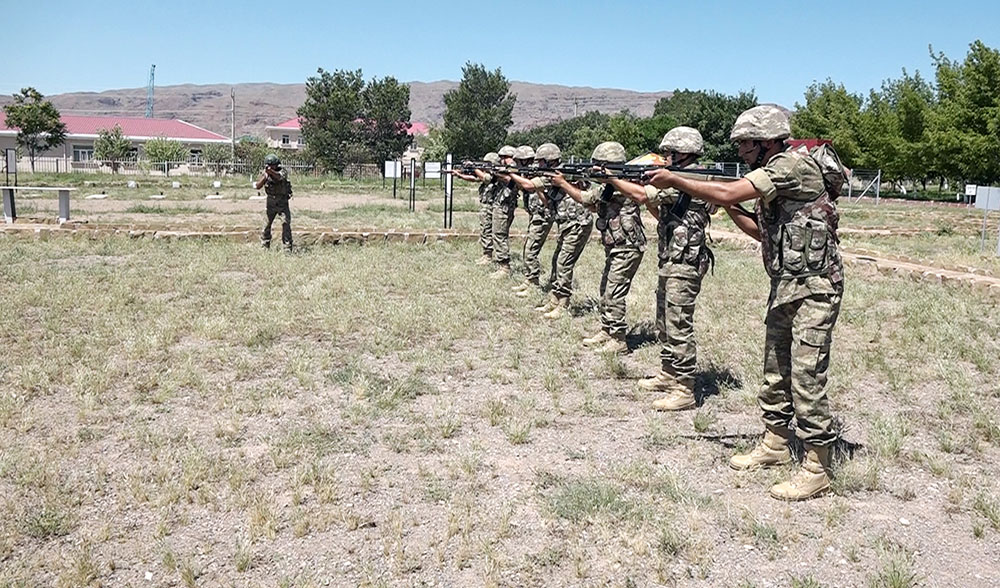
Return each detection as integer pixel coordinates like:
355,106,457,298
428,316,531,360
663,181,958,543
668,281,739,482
145,65,156,118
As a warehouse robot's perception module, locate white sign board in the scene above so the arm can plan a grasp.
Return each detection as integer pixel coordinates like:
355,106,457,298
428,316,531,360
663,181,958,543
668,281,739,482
384,161,401,179
975,186,1000,211
424,162,442,179
4,149,14,173
965,184,978,197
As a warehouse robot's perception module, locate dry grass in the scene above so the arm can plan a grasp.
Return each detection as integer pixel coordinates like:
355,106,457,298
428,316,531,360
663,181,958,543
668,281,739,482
1,193,999,585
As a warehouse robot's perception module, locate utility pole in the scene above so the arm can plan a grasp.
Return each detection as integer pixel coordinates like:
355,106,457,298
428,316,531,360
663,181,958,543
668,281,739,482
230,88,236,161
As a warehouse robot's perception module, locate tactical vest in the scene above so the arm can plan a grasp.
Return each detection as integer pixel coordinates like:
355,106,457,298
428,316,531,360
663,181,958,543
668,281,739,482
264,175,292,200
755,191,843,283
494,181,518,210
478,179,497,205
658,194,713,276
551,184,592,225
594,185,645,249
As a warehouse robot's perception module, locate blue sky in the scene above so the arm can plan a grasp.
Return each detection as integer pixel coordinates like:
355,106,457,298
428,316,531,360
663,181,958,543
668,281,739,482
3,0,998,110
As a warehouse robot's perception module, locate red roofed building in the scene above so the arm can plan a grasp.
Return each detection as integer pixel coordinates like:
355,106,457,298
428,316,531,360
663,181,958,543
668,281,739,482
265,117,429,152
0,113,229,169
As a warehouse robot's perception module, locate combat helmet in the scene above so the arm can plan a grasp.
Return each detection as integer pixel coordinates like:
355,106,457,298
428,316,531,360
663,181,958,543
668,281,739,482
498,145,517,157
514,145,535,161
535,143,561,162
264,154,281,166
483,152,501,165
660,127,704,155
591,141,627,164
730,105,791,141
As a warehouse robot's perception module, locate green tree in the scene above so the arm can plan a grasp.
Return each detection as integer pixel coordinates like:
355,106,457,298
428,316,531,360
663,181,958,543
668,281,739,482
791,80,863,167
442,62,516,159
361,76,412,172
654,89,757,161
419,124,448,161
2,87,67,172
508,111,610,155
607,112,644,157
298,68,365,173
234,137,268,173
94,124,133,174
929,40,1000,184
202,143,231,176
143,137,188,171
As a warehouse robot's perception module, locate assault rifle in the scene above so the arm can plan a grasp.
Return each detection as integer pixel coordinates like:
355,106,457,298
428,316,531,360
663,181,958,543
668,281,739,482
552,163,738,183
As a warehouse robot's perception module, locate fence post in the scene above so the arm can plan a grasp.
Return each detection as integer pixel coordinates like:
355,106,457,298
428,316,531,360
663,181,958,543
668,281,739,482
875,170,881,205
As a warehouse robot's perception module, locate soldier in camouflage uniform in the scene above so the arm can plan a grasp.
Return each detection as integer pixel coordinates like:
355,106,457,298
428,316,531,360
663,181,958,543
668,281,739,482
550,141,645,354
488,145,520,277
451,152,502,265
510,145,556,296
645,105,844,501
605,128,715,411
256,154,293,251
510,143,593,319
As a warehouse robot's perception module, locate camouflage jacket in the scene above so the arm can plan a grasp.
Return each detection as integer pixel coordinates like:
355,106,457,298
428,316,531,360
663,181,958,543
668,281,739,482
744,145,844,309
645,171,713,279
478,174,498,205
581,184,645,251
532,176,592,225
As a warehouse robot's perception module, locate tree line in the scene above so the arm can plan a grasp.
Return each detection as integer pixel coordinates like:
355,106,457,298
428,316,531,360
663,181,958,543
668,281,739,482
4,40,998,186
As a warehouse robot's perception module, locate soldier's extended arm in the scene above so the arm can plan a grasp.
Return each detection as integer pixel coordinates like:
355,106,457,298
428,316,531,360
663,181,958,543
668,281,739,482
724,204,761,241
644,169,758,206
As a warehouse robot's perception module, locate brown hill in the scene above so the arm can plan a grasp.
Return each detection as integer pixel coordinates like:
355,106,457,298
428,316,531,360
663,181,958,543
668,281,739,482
1,81,671,138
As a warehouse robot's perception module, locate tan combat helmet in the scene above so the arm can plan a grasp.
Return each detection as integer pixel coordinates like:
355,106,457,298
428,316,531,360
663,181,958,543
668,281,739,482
535,143,561,162
591,141,627,163
514,145,536,160
498,145,517,157
660,126,704,155
483,152,501,165
730,105,791,141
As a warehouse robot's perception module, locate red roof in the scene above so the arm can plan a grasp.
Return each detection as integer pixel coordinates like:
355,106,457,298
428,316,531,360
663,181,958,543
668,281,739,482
0,113,227,141
274,117,303,128
272,117,428,135
787,138,832,150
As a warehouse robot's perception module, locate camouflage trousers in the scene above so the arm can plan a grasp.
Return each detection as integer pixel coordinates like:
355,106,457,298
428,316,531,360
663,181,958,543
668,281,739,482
491,204,515,265
599,247,643,338
262,198,292,248
551,219,593,299
655,264,704,383
479,202,494,257
523,212,554,283
759,292,842,447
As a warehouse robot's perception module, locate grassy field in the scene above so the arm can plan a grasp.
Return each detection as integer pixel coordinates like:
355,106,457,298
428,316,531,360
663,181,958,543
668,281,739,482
1,224,999,586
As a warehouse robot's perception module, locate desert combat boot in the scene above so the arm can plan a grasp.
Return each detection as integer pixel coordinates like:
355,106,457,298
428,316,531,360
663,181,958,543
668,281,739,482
769,444,831,501
542,296,569,319
596,335,628,355
651,379,696,411
490,264,512,279
582,330,612,348
476,254,493,266
637,370,676,392
729,427,793,470
535,293,558,313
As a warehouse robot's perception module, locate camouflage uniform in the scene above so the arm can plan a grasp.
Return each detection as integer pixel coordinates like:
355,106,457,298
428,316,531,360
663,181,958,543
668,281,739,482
581,183,645,338
523,186,555,284
532,176,593,299
261,167,293,249
491,179,517,266
478,175,497,259
744,145,844,447
645,171,713,387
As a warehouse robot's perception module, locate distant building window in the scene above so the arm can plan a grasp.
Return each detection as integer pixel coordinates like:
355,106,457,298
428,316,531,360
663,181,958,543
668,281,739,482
189,149,203,163
298,134,306,147
281,134,290,145
73,145,94,162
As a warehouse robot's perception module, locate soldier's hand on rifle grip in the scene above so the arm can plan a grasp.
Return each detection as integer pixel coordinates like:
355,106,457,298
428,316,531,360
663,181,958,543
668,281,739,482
644,169,676,189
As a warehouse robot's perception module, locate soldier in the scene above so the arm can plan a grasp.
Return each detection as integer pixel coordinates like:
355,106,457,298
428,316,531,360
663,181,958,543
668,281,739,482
489,145,520,277
451,152,502,265
606,127,715,411
509,145,555,297
645,105,844,501
509,143,593,319
256,153,293,251
549,141,645,354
